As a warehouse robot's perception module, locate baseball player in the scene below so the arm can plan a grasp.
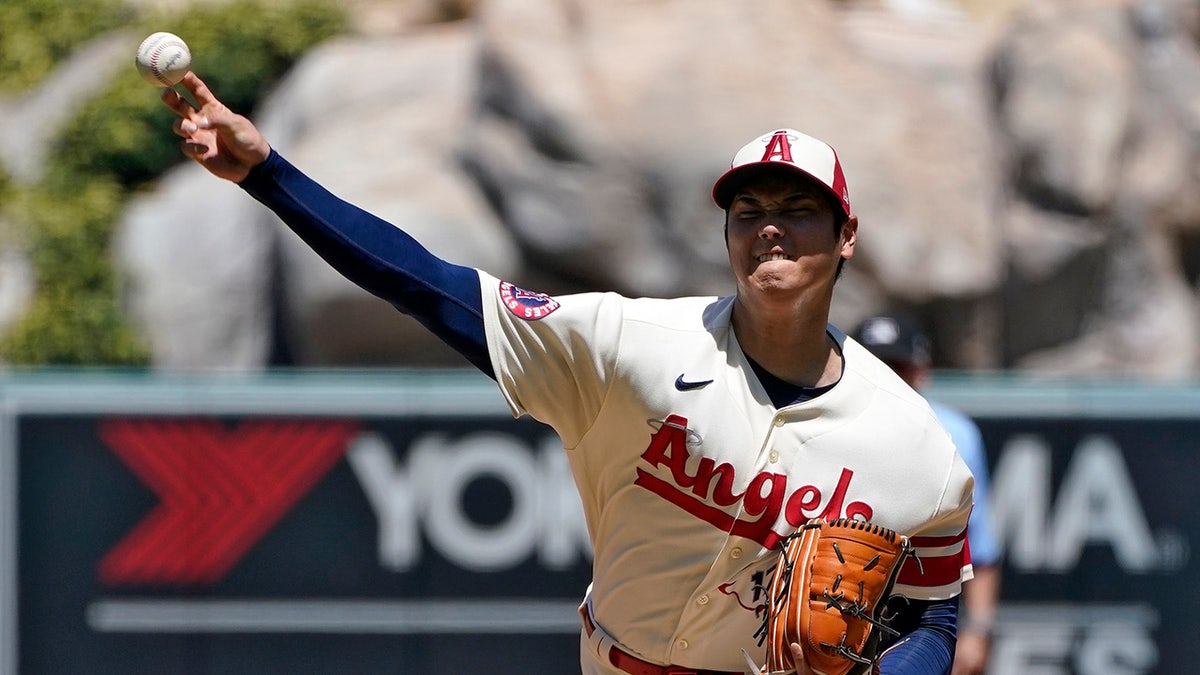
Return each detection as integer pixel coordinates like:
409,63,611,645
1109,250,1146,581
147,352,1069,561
853,315,1001,675
163,72,974,675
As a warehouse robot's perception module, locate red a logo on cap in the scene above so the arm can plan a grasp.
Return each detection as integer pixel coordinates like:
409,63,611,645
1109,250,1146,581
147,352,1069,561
761,131,794,163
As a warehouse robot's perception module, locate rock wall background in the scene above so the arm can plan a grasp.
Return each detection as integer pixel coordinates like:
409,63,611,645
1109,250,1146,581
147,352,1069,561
4,0,1200,377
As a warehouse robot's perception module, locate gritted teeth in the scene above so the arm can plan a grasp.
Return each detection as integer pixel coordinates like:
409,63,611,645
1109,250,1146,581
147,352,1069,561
756,253,790,262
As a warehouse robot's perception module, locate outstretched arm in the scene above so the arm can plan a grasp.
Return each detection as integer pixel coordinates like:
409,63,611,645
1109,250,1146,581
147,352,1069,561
162,72,492,375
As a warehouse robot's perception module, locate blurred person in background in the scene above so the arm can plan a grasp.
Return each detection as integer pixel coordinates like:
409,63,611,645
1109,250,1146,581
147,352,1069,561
853,314,1001,675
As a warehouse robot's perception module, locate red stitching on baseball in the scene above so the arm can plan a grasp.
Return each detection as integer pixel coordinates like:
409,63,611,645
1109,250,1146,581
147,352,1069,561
148,36,185,86
151,42,165,83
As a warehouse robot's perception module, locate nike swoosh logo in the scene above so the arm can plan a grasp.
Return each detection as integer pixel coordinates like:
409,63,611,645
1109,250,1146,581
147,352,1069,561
674,374,714,391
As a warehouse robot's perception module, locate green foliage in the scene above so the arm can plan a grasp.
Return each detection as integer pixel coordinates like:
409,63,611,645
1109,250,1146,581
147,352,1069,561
17,176,123,292
0,160,9,211
1,283,149,366
2,0,348,366
0,0,132,94
0,177,150,365
168,0,349,114
1,286,149,365
53,0,347,188
50,75,182,190
0,161,13,249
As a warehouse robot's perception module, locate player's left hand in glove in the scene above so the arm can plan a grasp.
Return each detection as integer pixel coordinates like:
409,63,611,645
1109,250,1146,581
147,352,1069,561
749,518,913,675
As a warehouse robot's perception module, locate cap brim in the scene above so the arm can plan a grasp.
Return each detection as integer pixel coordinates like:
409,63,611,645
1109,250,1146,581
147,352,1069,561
712,162,845,217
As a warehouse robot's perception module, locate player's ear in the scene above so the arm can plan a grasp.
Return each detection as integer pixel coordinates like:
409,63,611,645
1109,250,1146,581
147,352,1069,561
839,215,858,259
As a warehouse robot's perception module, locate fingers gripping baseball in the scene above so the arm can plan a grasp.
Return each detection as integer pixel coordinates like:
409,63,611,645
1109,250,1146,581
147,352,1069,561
163,72,270,182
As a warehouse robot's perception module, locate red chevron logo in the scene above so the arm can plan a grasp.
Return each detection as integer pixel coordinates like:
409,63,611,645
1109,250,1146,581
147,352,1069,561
97,418,357,587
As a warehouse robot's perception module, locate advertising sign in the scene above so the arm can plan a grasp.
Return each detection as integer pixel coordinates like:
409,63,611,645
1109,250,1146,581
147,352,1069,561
1,373,1196,673
929,379,1199,675
1,373,592,674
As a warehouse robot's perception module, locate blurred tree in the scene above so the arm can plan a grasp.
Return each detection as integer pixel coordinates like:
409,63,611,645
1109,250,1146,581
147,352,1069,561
0,0,348,366
0,0,132,94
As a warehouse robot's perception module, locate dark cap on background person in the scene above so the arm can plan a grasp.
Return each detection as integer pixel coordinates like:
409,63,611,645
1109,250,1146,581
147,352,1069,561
852,315,931,366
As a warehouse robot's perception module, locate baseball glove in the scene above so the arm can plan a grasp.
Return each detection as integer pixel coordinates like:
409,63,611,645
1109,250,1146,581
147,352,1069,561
761,518,913,675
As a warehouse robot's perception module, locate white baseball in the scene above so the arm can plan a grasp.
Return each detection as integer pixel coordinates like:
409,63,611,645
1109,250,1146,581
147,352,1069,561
135,32,192,87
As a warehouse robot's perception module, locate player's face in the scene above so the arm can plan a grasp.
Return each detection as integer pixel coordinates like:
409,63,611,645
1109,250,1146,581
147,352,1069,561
724,173,857,303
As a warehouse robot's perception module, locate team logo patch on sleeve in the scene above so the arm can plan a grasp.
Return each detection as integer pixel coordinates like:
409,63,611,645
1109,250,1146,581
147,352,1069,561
499,281,561,320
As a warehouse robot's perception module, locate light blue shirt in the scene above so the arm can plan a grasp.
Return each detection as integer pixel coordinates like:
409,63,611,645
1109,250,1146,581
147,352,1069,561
930,401,1000,567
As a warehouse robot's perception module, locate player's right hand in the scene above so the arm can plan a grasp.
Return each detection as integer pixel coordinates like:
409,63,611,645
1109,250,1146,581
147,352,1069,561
162,71,270,183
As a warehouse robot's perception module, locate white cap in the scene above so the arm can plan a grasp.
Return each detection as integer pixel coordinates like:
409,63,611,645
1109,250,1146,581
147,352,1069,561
711,128,851,218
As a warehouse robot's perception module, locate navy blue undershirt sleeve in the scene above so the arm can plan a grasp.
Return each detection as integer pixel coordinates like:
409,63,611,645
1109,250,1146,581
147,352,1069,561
879,596,959,675
238,150,494,377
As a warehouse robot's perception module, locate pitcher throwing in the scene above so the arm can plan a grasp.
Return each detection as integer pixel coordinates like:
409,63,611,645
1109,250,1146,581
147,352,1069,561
163,71,974,675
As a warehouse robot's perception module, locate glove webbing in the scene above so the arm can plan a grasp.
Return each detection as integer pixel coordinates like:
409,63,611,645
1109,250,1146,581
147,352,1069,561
762,519,913,675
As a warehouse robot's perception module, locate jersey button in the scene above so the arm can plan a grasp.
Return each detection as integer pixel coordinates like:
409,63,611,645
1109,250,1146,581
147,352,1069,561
773,418,785,427
730,547,743,559
697,594,709,605
676,639,689,650
768,449,780,463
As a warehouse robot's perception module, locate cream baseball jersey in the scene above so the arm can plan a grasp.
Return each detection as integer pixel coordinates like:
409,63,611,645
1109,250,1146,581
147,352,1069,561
480,273,975,674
